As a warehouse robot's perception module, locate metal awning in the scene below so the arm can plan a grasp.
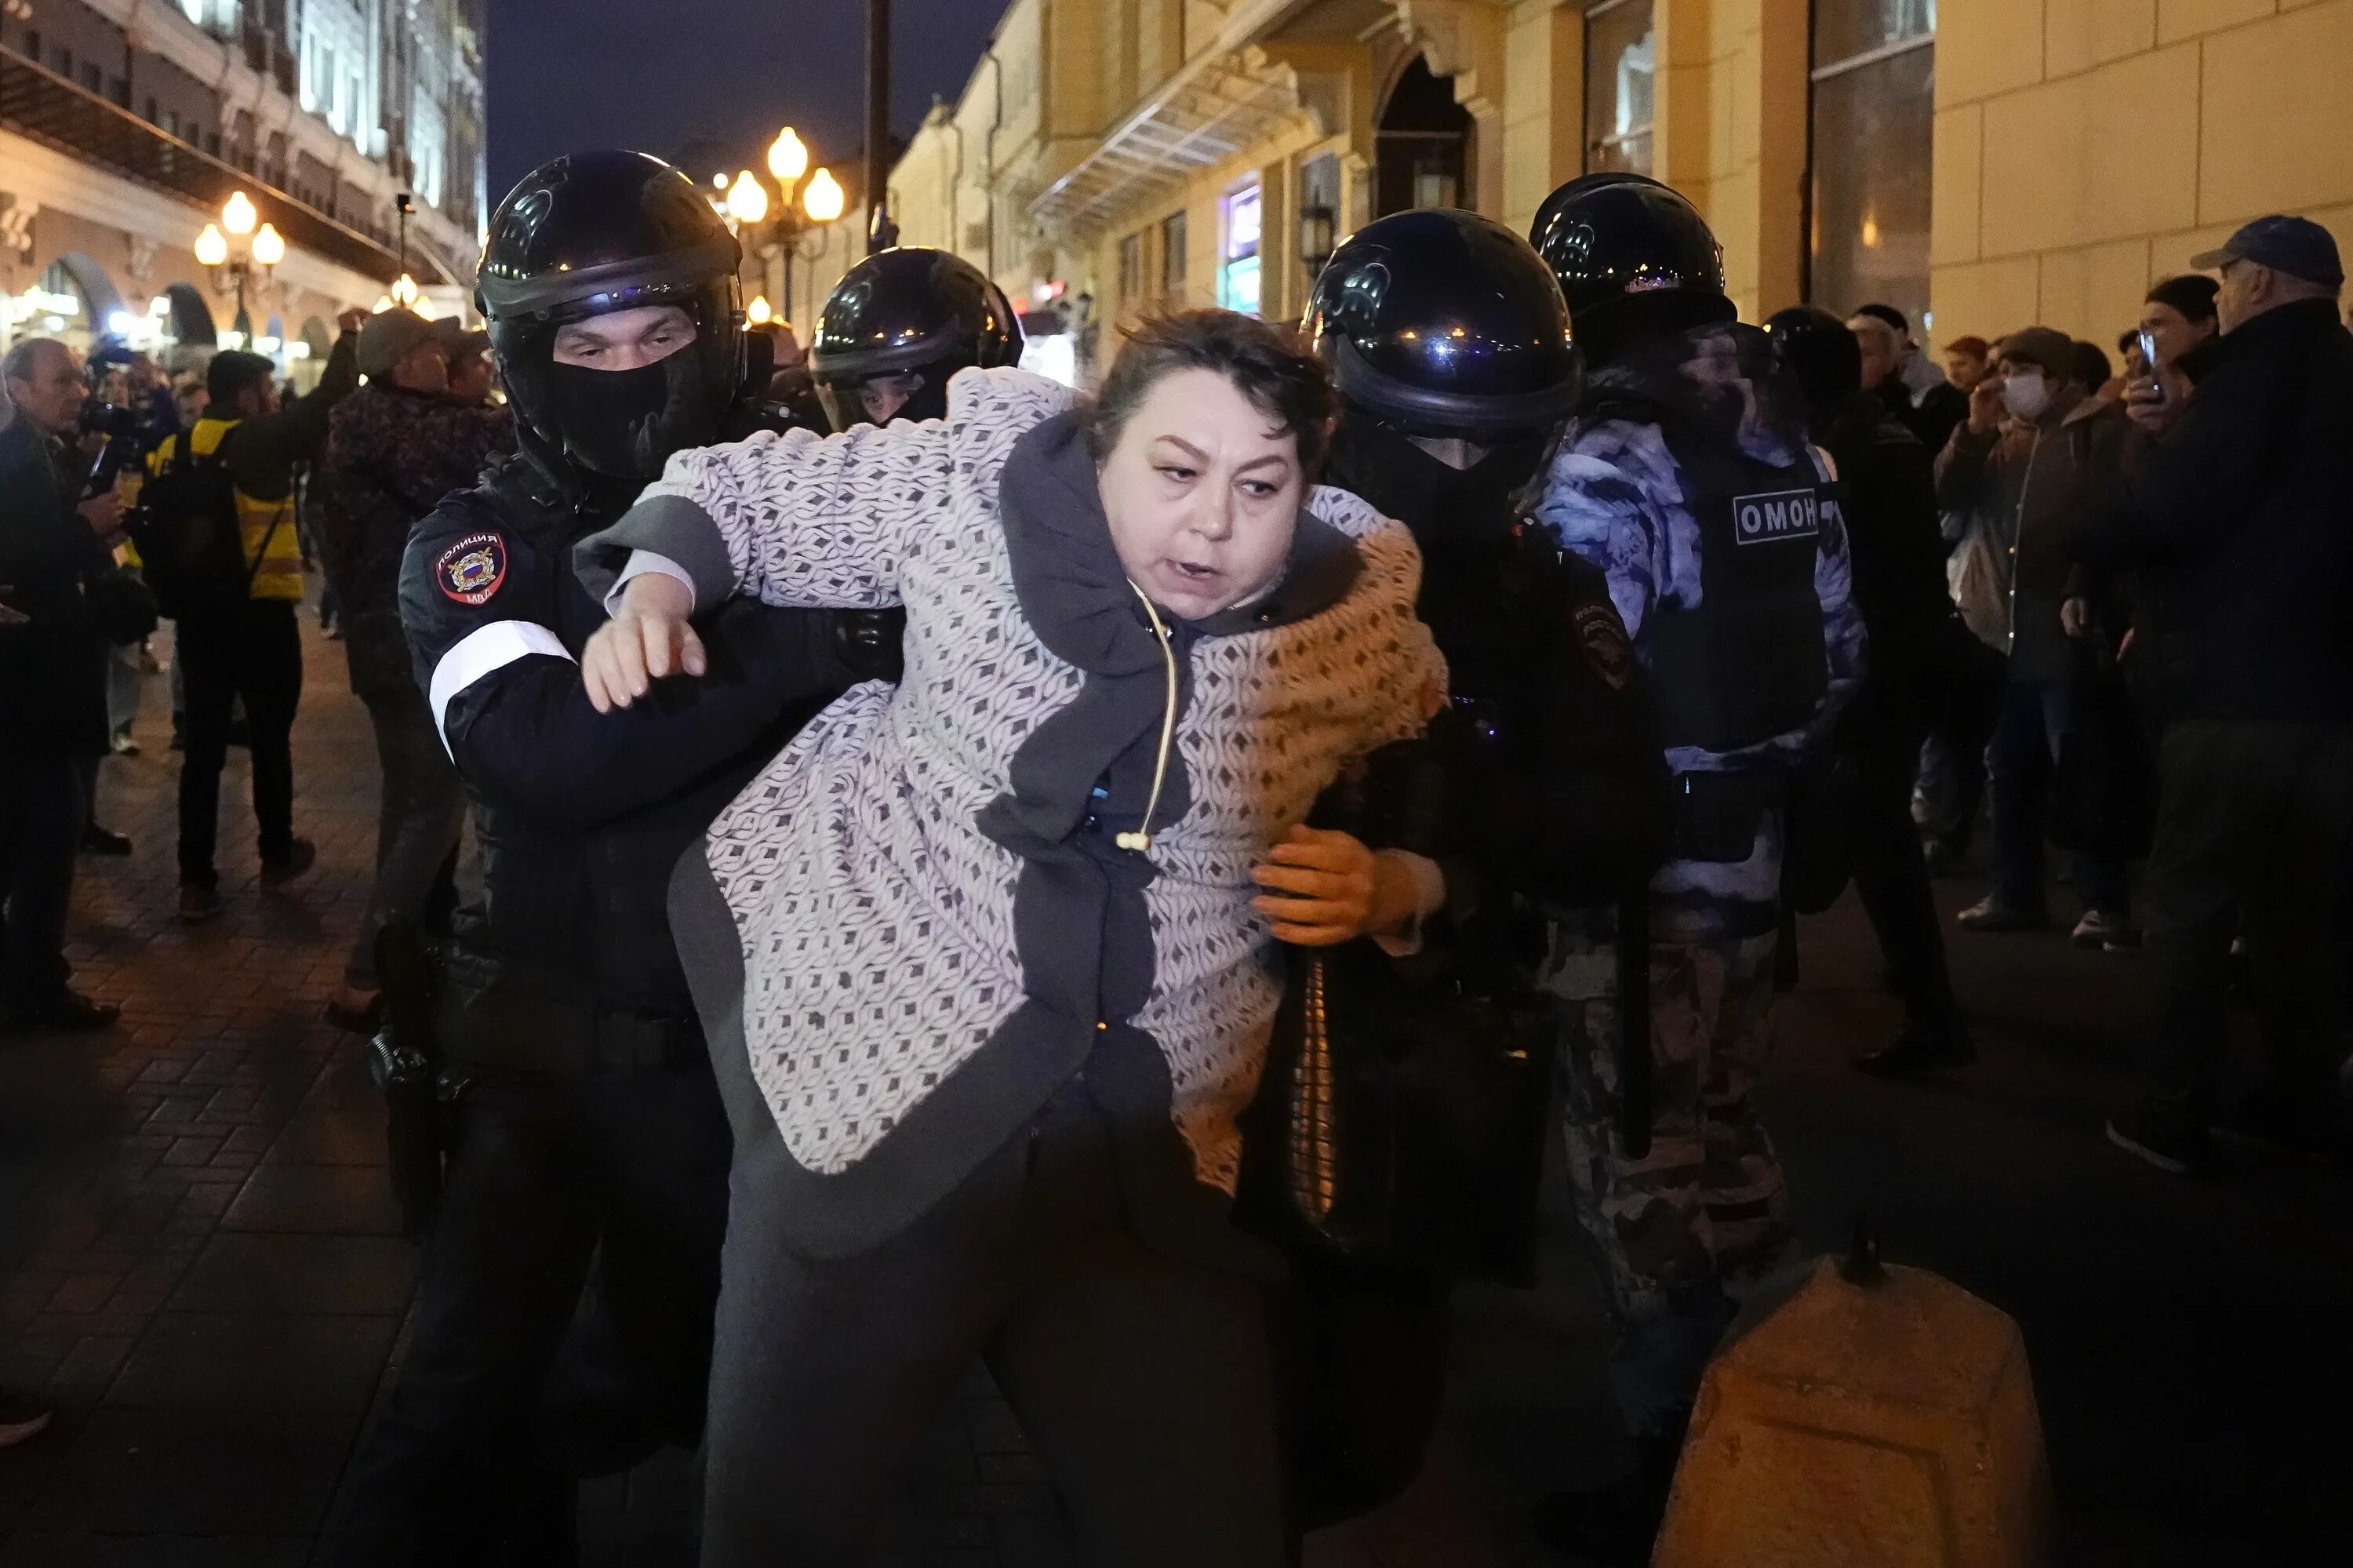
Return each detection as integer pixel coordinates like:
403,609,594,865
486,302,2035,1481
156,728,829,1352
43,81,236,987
1030,14,1311,240
1,47,431,286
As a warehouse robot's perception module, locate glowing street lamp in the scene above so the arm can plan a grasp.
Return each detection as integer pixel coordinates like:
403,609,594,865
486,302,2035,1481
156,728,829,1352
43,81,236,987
196,191,277,339
768,128,809,187
726,170,770,226
802,168,846,224
747,294,774,326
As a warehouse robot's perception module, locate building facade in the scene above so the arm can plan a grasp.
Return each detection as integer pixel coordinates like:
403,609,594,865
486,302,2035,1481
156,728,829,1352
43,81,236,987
2,0,486,375
824,0,2352,383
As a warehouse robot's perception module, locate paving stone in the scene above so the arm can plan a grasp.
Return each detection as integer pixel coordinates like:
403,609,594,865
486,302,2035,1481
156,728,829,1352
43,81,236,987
220,1162,406,1236
167,1233,416,1316
24,1406,355,1534
110,1312,399,1413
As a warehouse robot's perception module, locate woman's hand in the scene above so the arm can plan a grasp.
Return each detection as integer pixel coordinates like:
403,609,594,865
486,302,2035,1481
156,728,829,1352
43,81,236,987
583,572,704,713
1250,826,1420,947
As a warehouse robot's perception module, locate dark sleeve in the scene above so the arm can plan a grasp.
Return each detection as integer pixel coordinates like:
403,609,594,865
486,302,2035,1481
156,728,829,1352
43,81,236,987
402,497,860,835
1521,569,1669,905
1933,421,2001,514
226,329,361,495
2069,372,2257,571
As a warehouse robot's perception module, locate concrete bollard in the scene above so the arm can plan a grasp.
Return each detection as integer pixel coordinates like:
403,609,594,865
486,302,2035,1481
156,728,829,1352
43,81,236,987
1652,1254,2053,1568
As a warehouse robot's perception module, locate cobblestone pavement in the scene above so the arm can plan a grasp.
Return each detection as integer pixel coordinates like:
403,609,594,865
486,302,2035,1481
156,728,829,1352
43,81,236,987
2,612,2349,1566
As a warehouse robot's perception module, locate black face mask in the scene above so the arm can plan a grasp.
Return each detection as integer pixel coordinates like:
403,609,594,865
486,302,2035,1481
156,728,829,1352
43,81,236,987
1327,420,1551,569
539,357,701,478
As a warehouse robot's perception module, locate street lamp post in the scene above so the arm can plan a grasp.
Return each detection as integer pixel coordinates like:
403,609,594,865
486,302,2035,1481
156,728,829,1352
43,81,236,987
195,190,283,344
865,0,896,254
726,129,845,333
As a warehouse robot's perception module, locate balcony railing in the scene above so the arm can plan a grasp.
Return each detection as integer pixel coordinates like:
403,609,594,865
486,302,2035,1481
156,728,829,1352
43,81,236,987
0,44,437,286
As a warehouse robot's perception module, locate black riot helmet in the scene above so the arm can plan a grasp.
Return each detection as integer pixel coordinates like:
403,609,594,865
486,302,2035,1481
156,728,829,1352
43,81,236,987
1302,208,1582,442
476,149,745,484
1529,173,1733,367
809,246,1023,431
1763,305,1864,434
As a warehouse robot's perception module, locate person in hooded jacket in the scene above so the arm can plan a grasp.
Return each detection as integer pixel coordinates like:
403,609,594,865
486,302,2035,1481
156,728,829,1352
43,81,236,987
329,150,900,1567
1525,173,1865,1562
1296,208,1665,1521
1767,307,1971,1077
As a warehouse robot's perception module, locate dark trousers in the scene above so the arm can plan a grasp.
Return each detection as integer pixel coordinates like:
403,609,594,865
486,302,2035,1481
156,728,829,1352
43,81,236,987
1853,722,1958,1024
331,1064,733,1567
703,1048,1288,1568
176,601,302,887
1916,633,2005,849
0,754,91,1011
347,686,466,990
2138,720,2353,1132
1989,674,2126,912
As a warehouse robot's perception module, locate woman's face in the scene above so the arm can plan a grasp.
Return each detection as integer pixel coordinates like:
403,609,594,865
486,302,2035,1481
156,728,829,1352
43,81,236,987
1096,366,1304,620
2139,301,2214,369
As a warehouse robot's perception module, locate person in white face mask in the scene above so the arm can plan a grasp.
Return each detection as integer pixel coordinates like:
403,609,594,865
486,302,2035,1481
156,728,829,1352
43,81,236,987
1933,327,2134,946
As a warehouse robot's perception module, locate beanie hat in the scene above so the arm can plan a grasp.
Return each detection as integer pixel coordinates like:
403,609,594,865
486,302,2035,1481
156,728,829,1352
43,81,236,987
1995,326,2075,379
2144,274,2220,323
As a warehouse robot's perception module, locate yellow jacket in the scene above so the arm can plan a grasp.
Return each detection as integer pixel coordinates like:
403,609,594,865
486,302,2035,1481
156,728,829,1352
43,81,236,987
145,417,305,603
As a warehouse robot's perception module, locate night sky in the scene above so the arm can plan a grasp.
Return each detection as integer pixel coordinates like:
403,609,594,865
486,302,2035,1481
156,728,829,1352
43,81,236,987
486,0,1013,208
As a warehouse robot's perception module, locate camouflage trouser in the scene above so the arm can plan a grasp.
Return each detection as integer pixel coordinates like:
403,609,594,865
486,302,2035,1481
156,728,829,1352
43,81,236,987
1544,903,1793,1432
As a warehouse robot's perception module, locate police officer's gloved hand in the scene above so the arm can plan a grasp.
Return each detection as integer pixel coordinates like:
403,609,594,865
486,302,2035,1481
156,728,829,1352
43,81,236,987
829,607,907,683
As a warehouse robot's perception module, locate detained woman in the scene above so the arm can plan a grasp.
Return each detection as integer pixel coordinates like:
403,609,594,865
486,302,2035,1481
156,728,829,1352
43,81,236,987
573,310,1446,1566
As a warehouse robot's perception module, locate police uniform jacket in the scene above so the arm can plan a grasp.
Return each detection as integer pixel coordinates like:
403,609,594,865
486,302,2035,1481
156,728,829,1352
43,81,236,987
401,446,876,1075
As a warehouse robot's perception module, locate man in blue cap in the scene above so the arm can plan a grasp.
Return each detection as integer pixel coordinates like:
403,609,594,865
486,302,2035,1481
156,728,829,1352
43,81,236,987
2069,213,2353,1174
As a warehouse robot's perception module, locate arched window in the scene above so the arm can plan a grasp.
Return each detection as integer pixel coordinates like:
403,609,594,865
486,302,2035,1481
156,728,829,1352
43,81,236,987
1584,0,1657,176
1375,56,1471,218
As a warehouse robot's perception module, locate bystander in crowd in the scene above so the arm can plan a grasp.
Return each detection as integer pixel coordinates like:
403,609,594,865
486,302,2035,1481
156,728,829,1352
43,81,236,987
1937,327,2134,947
313,309,512,1030
143,313,363,924
2069,216,2353,1173
1850,304,1968,453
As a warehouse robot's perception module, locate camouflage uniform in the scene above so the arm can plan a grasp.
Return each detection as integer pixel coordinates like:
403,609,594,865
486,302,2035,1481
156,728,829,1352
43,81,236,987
1532,322,1867,1436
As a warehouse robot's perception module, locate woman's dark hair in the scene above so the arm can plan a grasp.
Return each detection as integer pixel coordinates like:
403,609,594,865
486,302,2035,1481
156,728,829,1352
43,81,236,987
1086,310,1337,476
2146,273,2220,324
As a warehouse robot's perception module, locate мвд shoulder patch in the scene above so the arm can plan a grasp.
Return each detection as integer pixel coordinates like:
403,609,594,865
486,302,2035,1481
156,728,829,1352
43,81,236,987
435,532,508,606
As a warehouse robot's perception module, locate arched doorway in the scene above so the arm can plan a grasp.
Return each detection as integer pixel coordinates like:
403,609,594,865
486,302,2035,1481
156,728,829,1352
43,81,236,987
34,253,129,351
1374,56,1472,217
163,282,217,348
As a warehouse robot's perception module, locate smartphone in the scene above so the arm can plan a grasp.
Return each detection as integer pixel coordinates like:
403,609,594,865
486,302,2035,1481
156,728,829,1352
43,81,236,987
2135,329,2164,403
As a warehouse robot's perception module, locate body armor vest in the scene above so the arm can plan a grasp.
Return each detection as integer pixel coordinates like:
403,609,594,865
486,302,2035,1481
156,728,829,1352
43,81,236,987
1606,401,1831,753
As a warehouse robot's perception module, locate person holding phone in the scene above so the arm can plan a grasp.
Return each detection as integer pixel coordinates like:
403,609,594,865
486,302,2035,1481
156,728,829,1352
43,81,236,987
2122,275,2222,438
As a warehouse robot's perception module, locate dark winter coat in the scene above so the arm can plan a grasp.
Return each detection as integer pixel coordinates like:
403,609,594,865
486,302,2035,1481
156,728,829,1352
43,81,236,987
315,382,513,699
2068,297,2353,724
0,418,125,757
1820,391,1957,733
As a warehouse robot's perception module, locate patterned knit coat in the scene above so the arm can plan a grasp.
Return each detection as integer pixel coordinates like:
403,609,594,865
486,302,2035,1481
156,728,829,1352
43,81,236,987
580,367,1441,1257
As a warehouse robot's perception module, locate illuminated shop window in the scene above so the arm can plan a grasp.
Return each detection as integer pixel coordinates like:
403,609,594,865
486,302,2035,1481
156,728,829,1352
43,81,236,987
1220,184,1262,317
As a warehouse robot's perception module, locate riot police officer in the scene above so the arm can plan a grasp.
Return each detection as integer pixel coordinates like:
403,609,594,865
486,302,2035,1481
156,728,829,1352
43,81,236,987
806,244,1023,430
1524,174,1866,1561
1766,306,1972,1077
1297,207,1667,1523
332,150,896,1566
